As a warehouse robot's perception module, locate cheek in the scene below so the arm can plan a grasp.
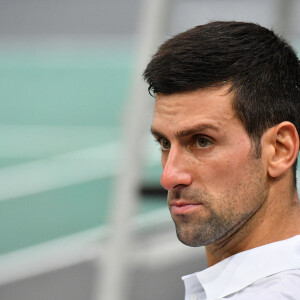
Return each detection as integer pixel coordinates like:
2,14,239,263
197,150,255,190
201,160,265,216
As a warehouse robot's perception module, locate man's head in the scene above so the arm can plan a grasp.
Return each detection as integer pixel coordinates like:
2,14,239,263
144,21,300,247
144,21,300,182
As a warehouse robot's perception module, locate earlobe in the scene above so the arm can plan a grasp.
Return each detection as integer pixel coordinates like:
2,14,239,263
267,122,299,178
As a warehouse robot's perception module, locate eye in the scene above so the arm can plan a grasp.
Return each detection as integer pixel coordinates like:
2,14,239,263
159,138,171,151
196,136,212,148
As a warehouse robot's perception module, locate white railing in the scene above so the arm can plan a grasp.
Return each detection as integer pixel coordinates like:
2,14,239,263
98,1,173,299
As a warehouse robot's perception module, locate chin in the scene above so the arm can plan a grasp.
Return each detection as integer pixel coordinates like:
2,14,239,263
175,226,215,247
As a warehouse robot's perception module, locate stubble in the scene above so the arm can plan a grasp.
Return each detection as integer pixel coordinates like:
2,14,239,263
168,159,268,247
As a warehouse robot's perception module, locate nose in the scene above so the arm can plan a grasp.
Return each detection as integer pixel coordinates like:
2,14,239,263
160,147,192,190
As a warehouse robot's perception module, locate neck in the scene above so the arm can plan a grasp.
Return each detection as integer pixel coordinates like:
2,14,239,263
205,180,300,267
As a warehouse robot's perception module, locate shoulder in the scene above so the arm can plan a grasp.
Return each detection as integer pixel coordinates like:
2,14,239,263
226,269,300,300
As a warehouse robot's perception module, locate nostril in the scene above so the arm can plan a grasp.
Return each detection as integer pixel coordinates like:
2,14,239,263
173,184,188,190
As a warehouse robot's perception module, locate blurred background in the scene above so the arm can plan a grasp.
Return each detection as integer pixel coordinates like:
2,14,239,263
0,0,299,299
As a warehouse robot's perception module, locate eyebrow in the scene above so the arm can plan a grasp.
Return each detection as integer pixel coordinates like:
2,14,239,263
151,123,221,139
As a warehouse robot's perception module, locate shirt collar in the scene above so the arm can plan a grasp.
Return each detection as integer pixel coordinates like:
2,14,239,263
183,235,300,299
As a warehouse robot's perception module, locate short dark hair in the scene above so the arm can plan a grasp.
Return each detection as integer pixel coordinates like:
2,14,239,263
143,21,300,185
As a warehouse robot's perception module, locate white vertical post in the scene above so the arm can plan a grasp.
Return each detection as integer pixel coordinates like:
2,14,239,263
96,0,173,300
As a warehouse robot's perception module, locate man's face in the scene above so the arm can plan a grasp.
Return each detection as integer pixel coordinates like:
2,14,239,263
151,86,269,247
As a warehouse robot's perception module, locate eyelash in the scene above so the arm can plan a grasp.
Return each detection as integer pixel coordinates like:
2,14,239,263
194,136,213,148
154,135,213,151
154,138,170,151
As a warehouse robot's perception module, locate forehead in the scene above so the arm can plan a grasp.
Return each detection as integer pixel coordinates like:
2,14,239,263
152,86,238,131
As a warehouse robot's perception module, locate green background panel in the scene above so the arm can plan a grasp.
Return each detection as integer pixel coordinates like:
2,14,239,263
0,49,134,126
0,47,165,255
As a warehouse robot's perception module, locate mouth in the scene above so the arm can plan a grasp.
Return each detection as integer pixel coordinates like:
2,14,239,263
169,200,203,215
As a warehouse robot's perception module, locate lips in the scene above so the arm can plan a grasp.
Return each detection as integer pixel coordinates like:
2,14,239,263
169,200,203,214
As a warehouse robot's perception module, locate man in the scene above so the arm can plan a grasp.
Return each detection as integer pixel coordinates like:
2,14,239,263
143,21,300,299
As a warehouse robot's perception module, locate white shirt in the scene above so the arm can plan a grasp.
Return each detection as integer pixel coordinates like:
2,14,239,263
182,235,300,300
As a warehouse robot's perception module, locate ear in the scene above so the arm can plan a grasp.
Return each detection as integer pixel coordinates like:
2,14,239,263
266,122,299,178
